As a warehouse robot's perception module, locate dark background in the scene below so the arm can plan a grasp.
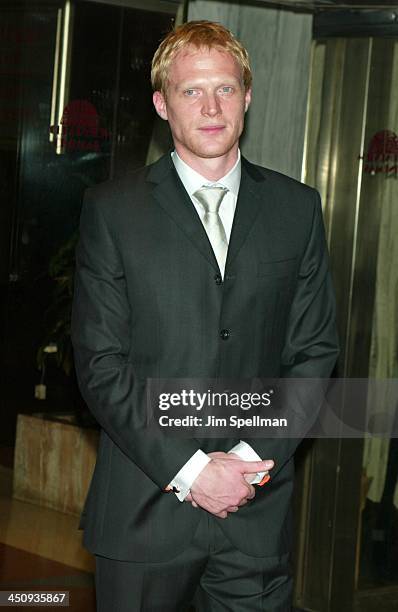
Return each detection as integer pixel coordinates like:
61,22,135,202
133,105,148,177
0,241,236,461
0,0,173,444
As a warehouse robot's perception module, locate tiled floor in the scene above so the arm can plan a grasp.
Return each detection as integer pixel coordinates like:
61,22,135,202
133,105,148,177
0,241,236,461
0,467,94,573
0,450,95,611
0,543,95,610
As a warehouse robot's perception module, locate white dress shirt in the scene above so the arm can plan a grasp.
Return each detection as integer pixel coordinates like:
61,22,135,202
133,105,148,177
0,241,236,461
171,150,240,276
167,150,266,501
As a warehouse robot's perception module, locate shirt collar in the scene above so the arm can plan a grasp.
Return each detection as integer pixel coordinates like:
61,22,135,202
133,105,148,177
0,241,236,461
171,149,241,199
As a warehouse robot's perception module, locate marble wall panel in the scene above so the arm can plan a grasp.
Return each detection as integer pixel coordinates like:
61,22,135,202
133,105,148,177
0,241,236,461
188,0,313,179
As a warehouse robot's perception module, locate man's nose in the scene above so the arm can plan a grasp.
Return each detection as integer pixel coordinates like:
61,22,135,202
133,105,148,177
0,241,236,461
201,92,221,117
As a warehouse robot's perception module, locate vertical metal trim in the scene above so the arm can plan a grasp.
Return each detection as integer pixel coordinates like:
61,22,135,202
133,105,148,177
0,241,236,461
327,437,342,610
325,41,350,610
324,39,346,250
343,38,373,377
49,8,62,143
325,40,373,612
56,0,74,154
301,39,315,185
294,448,315,605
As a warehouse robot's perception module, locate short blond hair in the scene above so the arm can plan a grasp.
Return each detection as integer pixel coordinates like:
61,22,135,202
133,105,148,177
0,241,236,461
151,20,252,94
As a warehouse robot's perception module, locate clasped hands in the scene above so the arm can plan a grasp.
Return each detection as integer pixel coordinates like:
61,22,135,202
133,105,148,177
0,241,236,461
185,452,274,519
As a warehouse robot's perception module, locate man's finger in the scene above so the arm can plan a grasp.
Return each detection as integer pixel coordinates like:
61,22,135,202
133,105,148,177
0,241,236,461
215,510,228,519
246,484,255,499
239,489,255,505
239,460,274,474
185,493,198,508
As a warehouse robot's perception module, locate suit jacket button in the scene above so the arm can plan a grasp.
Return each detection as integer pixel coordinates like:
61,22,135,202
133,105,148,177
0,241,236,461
214,273,222,285
220,329,230,340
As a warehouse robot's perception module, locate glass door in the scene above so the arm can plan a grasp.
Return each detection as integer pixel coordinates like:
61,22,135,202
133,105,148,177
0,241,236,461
0,0,174,444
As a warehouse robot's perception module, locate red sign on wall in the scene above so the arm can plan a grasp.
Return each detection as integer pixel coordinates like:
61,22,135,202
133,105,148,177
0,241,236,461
359,130,398,176
50,99,110,152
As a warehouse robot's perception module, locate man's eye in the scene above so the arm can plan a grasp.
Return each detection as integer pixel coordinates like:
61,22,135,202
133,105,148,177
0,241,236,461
184,89,197,96
220,86,233,94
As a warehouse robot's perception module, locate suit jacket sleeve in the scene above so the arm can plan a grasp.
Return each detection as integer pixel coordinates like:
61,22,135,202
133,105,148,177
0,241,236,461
71,189,201,489
242,189,339,477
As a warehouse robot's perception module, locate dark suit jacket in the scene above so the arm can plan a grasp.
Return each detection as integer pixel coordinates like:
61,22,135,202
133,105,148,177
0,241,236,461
71,153,339,562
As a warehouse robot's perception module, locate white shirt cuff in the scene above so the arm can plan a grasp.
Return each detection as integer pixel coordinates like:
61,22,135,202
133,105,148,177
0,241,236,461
228,440,267,485
168,449,211,501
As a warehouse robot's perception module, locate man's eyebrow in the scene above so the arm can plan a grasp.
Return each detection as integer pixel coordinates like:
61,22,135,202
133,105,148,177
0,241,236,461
176,77,241,89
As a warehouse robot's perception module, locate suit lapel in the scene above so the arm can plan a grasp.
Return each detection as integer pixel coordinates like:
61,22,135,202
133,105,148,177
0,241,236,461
225,157,265,269
146,153,267,274
147,154,220,272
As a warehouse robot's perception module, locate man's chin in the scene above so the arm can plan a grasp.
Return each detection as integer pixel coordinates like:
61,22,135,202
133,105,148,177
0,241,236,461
192,144,237,160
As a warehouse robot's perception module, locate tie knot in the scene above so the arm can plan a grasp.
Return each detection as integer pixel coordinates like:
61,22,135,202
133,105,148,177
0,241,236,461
193,186,228,214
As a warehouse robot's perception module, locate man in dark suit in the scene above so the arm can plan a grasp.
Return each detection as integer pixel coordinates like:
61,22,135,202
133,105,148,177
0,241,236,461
72,20,339,612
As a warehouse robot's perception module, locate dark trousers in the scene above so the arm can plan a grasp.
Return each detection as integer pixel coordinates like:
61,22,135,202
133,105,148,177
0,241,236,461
95,513,292,612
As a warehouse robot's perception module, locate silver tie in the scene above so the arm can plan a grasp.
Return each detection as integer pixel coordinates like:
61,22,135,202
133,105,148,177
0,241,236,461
193,186,229,274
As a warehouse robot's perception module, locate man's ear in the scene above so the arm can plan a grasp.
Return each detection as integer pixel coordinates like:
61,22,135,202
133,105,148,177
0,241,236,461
153,91,168,121
244,88,252,113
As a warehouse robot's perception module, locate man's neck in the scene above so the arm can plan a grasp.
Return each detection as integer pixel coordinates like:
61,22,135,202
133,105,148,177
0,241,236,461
174,147,239,182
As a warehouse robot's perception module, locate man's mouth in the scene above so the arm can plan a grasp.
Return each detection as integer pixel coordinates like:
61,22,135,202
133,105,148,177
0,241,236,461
198,125,225,133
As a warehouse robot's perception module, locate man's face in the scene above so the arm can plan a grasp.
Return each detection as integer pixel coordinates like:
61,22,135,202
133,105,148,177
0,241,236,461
153,46,251,166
